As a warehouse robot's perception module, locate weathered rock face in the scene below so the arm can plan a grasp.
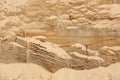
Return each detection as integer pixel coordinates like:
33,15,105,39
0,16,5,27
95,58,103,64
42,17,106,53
16,37,71,72
99,46,120,66
0,0,120,79
0,36,120,73
0,0,120,37
100,0,120,4
0,42,26,63
0,0,114,36
0,36,70,72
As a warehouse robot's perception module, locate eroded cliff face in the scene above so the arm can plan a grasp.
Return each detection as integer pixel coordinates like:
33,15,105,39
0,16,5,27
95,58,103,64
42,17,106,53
23,0,120,36
0,0,120,80
0,0,120,37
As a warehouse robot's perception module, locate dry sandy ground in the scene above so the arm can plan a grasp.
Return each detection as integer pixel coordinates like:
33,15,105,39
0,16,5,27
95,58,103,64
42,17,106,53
0,63,120,80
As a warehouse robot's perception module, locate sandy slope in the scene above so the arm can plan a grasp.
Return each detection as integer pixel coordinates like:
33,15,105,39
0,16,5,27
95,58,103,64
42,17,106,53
0,63,120,80
0,63,52,80
52,63,120,80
